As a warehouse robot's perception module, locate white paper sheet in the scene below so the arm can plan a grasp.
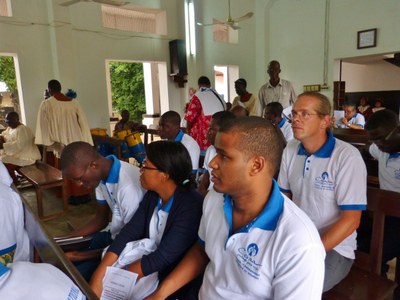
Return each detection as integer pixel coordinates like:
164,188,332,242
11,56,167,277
101,267,138,300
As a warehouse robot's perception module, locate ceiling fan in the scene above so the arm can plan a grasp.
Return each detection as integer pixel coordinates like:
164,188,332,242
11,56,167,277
197,0,253,30
60,0,128,7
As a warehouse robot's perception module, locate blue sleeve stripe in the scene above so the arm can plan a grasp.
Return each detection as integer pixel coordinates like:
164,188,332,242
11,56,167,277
96,200,107,205
0,244,16,256
339,204,366,210
279,187,291,193
197,237,205,247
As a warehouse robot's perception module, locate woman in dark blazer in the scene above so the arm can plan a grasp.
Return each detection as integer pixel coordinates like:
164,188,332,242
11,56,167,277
90,141,203,298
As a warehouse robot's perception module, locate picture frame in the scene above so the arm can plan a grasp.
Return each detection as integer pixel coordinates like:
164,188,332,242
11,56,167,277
357,28,377,49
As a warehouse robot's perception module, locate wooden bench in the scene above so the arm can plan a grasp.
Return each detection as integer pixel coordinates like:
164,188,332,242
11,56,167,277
19,188,98,299
333,128,370,145
323,187,400,300
17,161,67,221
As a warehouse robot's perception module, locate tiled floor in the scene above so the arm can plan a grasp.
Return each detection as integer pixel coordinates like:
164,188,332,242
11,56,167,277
19,185,96,237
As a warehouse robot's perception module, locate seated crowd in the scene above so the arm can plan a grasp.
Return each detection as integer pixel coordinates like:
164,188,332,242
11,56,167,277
1,86,399,299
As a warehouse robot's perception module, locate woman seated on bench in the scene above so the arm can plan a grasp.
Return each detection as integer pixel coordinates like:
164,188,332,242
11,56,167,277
90,141,203,299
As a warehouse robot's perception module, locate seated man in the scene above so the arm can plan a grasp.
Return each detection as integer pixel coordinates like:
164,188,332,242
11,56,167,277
0,262,85,299
338,103,365,129
0,112,41,185
278,92,367,291
158,111,200,172
0,167,30,264
60,141,145,281
147,117,325,299
197,111,236,196
360,109,400,275
113,109,145,133
264,101,294,142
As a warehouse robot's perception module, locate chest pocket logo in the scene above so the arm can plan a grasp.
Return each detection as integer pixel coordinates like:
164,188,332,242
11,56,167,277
314,171,335,191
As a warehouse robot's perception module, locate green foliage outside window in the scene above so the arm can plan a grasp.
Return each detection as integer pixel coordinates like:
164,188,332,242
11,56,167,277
109,62,146,122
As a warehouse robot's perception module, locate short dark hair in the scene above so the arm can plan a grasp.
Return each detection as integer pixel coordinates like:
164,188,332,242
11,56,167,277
235,78,247,87
160,111,181,126
60,141,99,171
219,116,284,176
266,102,283,116
48,79,62,92
366,109,399,132
6,111,19,120
211,111,236,128
146,141,194,187
198,76,211,86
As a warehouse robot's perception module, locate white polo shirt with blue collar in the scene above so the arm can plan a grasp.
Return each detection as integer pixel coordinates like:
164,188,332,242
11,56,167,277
369,143,400,193
278,118,293,142
198,181,325,300
278,132,367,259
338,112,365,128
0,262,86,299
96,155,145,238
175,130,200,171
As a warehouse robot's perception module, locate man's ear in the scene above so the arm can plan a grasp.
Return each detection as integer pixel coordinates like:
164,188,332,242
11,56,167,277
320,115,331,129
249,156,265,176
89,160,99,170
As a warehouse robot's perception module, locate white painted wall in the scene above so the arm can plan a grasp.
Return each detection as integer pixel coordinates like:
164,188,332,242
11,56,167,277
342,60,400,92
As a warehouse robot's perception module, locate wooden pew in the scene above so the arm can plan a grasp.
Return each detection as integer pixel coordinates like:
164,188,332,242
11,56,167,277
323,187,400,300
20,189,99,299
333,128,370,145
17,161,68,221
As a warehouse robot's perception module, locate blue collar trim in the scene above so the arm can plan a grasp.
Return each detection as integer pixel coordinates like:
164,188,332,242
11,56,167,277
298,131,336,158
278,118,285,128
103,155,121,184
175,130,184,143
0,263,10,277
157,195,175,213
223,180,284,233
389,152,400,159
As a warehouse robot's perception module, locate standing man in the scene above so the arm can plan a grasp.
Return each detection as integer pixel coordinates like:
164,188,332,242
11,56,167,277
184,76,226,153
147,117,325,299
0,112,41,185
278,92,367,292
159,111,200,172
338,103,365,129
60,141,145,281
231,78,261,116
35,79,93,158
258,60,296,112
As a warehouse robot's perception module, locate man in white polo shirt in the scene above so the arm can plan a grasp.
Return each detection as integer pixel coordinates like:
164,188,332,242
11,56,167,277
147,117,325,300
159,111,200,172
361,109,400,275
0,262,85,299
60,141,145,280
338,103,365,129
278,92,367,292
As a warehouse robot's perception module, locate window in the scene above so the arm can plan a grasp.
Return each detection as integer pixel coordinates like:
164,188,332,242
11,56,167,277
0,0,12,17
101,5,167,35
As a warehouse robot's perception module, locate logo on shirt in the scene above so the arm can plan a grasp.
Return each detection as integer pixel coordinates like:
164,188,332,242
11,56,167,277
314,171,334,191
394,169,400,180
236,243,262,280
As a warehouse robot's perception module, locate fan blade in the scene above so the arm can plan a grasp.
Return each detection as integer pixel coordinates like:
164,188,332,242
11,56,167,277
60,0,83,6
234,12,254,23
93,0,127,6
230,24,241,30
197,22,215,27
197,18,225,27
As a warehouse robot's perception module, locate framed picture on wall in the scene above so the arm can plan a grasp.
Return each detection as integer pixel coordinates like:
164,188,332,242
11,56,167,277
357,28,377,49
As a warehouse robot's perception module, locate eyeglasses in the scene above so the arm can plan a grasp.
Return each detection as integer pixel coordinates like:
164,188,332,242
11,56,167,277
140,161,160,171
291,110,321,120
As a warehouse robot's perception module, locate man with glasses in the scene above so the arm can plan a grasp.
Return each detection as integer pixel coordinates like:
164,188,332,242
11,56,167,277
337,103,365,129
278,92,367,292
361,109,400,275
59,141,145,281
